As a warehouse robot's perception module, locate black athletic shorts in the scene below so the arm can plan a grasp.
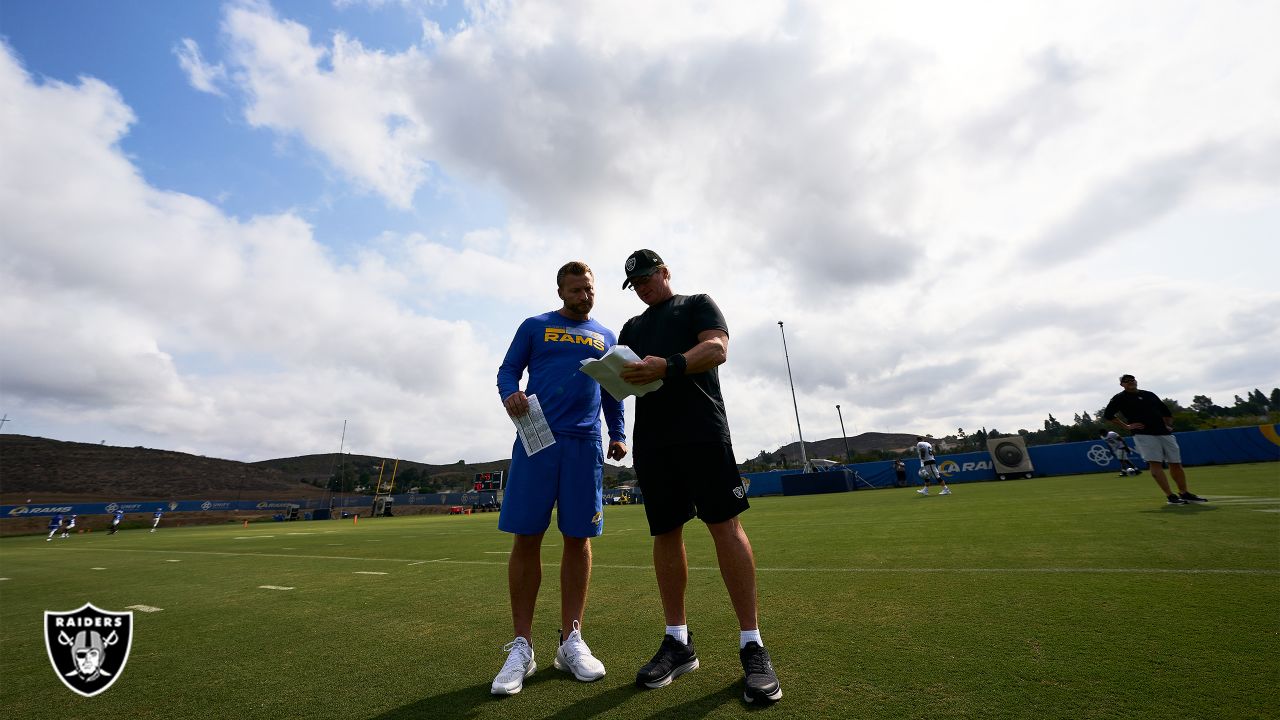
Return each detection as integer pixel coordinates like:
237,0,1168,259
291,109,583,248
634,441,749,536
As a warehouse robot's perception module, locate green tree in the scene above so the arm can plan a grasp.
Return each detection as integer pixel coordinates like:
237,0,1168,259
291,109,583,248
1191,395,1215,415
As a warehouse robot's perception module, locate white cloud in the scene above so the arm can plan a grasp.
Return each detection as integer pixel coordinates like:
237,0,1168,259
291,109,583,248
4,0,1280,465
175,38,228,96
222,3,430,208
0,41,500,463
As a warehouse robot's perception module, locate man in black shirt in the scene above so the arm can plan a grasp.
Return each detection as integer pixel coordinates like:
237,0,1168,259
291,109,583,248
617,249,782,705
1103,374,1207,505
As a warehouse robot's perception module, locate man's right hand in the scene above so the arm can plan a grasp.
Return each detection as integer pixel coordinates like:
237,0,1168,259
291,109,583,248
504,391,530,418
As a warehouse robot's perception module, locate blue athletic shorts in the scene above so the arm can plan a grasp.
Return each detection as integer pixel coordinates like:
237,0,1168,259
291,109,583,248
498,435,604,538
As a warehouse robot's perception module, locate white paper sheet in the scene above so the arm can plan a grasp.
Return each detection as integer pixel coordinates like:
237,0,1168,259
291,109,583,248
579,345,663,402
511,394,556,456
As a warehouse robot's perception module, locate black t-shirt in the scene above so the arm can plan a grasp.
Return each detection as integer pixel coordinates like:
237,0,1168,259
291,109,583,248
1103,390,1172,436
618,294,731,449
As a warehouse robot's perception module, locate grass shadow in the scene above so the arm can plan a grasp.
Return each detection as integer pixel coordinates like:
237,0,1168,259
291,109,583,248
637,680,755,719
366,680,497,720
1140,503,1220,515
365,676,751,720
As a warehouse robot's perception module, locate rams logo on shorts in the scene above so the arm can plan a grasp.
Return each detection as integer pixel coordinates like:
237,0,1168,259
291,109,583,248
591,511,603,526
732,485,745,499
544,327,606,352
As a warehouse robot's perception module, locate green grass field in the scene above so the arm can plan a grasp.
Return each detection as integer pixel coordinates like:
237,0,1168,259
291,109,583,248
2,463,1277,720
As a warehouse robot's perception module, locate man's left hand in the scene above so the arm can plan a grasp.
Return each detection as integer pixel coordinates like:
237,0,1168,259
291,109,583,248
620,356,666,384
607,441,628,461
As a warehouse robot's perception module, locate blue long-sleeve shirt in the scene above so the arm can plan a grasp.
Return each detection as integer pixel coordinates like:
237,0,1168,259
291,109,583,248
497,311,625,443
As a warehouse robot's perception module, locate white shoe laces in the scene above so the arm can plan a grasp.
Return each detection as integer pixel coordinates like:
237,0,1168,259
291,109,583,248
497,638,532,679
560,621,598,669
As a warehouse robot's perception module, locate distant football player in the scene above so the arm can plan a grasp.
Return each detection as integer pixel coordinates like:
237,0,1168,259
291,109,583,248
915,437,951,496
1103,374,1207,506
46,513,64,542
150,508,164,532
109,509,124,535
1099,429,1141,477
60,514,77,538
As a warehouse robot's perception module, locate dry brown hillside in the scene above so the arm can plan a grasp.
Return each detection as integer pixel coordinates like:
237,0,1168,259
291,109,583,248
0,434,327,502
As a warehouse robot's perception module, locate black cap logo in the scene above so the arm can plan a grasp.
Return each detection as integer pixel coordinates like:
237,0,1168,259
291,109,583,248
622,249,664,289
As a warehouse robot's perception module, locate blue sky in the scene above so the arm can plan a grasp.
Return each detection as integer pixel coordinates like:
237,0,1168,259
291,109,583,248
1,1,1278,465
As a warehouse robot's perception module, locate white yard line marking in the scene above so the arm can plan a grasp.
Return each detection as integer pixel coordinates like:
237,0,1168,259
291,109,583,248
259,585,295,591
91,567,107,570
164,559,181,562
354,571,388,575
234,536,276,540
285,533,316,536
0,578,9,581
1254,509,1280,513
87,548,1280,576
125,605,162,613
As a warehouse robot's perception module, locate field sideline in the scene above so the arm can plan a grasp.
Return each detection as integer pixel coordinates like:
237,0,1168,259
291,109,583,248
1,464,1277,719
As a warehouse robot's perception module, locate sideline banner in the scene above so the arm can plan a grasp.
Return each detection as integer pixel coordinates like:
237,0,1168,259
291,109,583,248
7,427,1274,512
2,491,501,518
743,424,1279,497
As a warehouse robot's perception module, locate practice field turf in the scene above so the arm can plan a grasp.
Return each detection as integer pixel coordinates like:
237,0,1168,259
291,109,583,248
1,463,1277,719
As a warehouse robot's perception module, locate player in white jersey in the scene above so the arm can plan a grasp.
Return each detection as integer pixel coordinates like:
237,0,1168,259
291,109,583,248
1099,429,1141,477
914,437,951,496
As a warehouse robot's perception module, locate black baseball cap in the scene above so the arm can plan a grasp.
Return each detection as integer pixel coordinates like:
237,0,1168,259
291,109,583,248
622,249,664,289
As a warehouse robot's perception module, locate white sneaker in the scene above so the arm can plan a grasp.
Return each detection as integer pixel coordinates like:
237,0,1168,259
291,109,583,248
939,488,951,495
554,621,606,681
917,488,928,495
491,637,536,695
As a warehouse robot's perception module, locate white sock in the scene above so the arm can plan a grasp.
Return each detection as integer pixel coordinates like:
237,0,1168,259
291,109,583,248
665,625,689,645
740,629,762,649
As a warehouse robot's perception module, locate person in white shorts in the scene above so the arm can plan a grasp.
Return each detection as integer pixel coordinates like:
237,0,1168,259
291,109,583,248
914,437,950,496
1102,374,1207,506
1099,429,1141,476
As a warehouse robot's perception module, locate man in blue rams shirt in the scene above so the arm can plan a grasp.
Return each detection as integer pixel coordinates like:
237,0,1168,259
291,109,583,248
490,260,627,696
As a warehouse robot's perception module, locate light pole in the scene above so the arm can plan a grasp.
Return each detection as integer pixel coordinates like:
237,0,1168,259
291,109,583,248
836,404,851,463
778,321,808,471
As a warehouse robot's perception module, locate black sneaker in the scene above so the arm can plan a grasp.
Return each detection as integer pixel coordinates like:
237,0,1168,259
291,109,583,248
1179,492,1209,503
739,641,782,703
1166,494,1188,505
635,633,698,689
